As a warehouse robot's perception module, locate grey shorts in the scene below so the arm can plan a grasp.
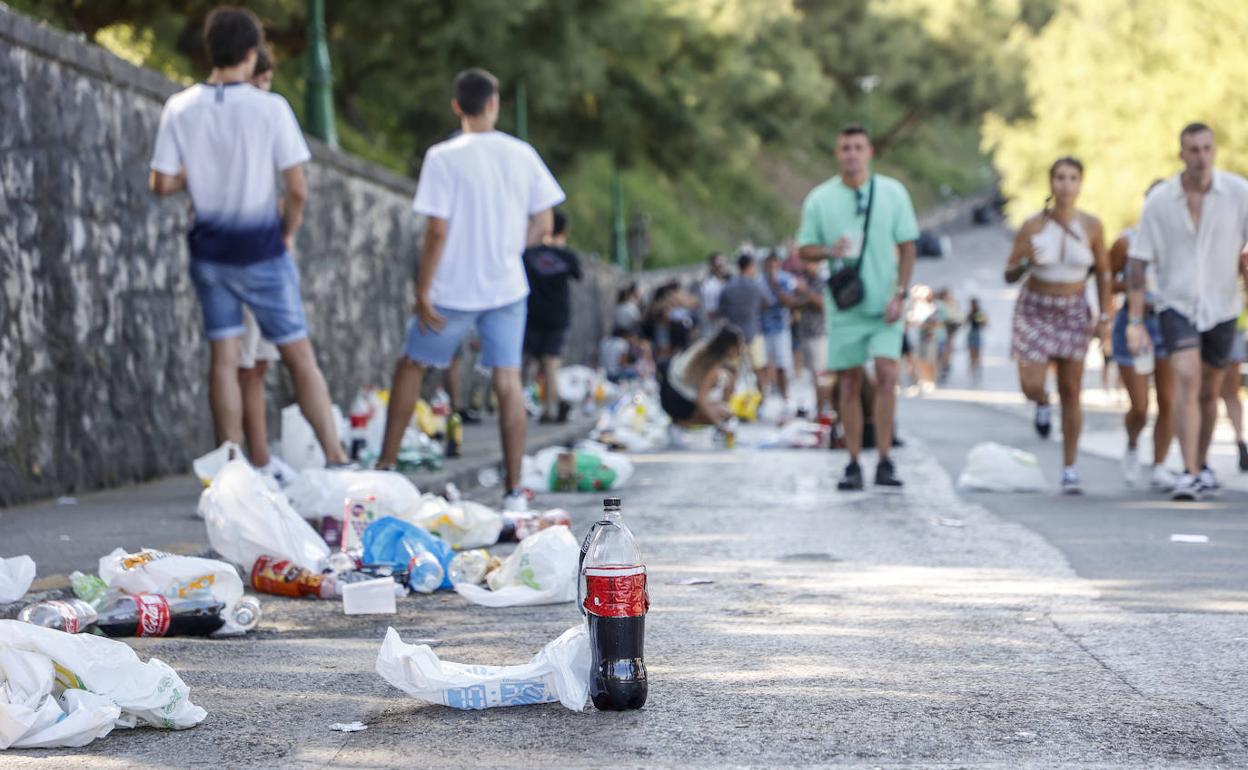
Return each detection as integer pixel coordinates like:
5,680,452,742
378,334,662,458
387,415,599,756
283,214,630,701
1158,310,1238,368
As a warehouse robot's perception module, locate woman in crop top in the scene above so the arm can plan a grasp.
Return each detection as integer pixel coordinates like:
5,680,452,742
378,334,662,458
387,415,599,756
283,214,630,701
1004,156,1113,493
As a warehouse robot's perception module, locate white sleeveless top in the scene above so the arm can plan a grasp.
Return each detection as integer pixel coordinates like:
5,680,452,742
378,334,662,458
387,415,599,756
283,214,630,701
1029,217,1094,283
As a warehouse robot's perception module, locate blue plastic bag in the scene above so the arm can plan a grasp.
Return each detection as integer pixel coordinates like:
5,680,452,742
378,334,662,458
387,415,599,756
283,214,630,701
362,516,454,591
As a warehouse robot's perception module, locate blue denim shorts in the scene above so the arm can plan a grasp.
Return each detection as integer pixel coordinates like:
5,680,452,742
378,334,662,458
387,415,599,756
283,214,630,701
189,254,309,345
404,299,526,369
1111,305,1166,367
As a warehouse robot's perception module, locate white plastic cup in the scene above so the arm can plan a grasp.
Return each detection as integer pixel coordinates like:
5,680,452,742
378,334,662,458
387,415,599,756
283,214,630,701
1132,347,1155,376
342,577,398,615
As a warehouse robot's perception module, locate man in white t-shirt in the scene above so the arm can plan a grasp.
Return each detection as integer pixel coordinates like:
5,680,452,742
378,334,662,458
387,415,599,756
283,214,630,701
149,6,348,467
1127,122,1248,501
376,68,565,510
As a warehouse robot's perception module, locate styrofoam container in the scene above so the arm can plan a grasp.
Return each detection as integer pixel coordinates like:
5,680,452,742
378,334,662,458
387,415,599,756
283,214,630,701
342,577,398,615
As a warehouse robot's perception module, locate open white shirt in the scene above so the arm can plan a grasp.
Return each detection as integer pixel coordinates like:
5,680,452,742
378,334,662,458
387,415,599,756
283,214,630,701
412,131,565,311
1130,170,1248,331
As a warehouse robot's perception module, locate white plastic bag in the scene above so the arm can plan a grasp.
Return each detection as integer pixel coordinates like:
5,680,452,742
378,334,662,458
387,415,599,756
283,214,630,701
0,620,206,749
0,555,36,603
455,526,578,608
957,442,1048,492
200,460,330,572
98,548,248,636
285,468,421,523
556,365,597,405
522,446,635,492
406,495,503,550
280,403,347,471
191,441,244,486
375,623,589,711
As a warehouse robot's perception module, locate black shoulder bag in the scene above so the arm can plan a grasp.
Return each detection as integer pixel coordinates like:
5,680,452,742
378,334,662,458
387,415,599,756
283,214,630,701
825,176,875,311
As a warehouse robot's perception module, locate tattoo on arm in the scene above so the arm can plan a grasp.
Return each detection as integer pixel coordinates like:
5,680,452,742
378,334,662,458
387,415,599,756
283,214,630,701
1127,259,1146,291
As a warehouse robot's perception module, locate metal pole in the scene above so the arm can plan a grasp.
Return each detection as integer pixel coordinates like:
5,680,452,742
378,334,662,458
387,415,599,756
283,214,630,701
611,163,628,270
515,79,528,141
304,0,338,147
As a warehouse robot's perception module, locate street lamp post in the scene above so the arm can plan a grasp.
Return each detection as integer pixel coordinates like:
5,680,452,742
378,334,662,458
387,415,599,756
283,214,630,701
304,0,338,147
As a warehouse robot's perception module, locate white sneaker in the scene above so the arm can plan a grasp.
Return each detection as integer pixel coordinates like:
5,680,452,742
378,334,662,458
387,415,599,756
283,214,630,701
502,488,531,513
1149,465,1179,492
1122,447,1141,487
1060,467,1083,495
1170,473,1202,502
1198,465,1220,493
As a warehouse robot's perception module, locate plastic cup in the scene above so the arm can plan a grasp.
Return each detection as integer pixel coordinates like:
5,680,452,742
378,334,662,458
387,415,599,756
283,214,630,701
342,577,398,615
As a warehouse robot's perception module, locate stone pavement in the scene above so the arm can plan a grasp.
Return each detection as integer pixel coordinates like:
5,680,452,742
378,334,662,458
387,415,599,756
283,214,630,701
5,419,1248,768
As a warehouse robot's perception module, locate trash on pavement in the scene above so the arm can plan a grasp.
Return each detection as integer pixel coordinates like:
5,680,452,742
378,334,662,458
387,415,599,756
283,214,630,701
0,555,36,603
55,496,78,506
342,578,398,615
280,403,348,470
0,620,206,750
456,526,579,608
361,516,454,592
329,721,368,733
956,442,1047,492
17,598,98,633
729,389,763,422
405,495,503,550
520,446,634,492
251,555,339,599
375,623,590,711
191,441,245,487
936,517,966,528
200,459,331,573
1170,533,1209,544
98,547,256,636
759,420,831,449
446,549,500,587
69,571,109,607
284,468,421,525
591,391,670,451
498,509,572,543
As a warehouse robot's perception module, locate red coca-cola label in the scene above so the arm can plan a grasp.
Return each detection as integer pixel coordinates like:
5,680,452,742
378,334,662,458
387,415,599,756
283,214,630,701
50,601,80,633
583,566,649,618
134,593,171,637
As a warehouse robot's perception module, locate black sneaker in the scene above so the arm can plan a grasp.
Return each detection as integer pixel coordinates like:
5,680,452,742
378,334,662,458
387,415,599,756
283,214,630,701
1034,404,1052,439
1239,440,1248,472
837,460,864,491
875,457,903,488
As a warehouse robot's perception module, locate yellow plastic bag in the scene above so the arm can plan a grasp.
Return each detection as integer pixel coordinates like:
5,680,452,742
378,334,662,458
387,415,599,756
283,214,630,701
730,390,762,422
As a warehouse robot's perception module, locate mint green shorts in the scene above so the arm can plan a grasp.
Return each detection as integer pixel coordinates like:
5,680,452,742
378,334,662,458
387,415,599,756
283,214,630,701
825,313,904,370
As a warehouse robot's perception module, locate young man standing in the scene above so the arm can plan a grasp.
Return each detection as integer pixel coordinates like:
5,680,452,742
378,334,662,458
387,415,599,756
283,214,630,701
761,251,802,407
377,68,564,510
717,253,769,390
797,124,919,490
523,210,582,423
150,7,348,467
699,252,728,325
1127,123,1248,501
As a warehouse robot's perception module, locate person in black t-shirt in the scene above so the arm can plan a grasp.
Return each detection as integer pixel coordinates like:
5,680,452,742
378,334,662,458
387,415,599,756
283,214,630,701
523,210,582,422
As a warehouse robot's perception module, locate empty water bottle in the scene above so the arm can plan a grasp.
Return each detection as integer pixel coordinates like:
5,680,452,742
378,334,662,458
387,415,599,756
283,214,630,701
230,596,262,633
407,550,444,594
448,549,490,586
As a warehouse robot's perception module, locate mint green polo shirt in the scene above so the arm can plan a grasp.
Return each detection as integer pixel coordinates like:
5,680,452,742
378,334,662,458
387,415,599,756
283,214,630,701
795,174,919,318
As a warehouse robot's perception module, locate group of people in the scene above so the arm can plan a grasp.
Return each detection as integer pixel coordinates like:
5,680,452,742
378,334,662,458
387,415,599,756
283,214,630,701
1005,124,1248,500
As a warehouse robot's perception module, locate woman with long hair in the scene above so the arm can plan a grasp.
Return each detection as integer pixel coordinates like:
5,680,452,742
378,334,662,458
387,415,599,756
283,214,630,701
1004,157,1113,493
659,324,745,427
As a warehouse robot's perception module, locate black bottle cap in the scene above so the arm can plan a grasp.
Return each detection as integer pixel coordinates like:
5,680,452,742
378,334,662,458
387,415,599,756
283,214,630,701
603,497,622,508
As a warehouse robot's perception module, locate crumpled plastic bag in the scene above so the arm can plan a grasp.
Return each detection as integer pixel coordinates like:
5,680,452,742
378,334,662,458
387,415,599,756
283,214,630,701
285,468,421,523
455,526,578,607
280,403,347,471
556,365,597,405
957,441,1047,492
0,555,36,603
98,548,249,636
0,620,206,749
361,516,455,591
375,623,589,711
405,495,503,550
521,446,635,492
200,459,330,572
191,441,245,487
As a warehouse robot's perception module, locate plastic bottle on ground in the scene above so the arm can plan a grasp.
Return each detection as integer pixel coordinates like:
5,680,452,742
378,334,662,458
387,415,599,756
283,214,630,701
17,598,99,633
447,549,490,586
405,549,445,594
580,496,648,710
230,596,262,633
94,593,226,637
251,555,339,599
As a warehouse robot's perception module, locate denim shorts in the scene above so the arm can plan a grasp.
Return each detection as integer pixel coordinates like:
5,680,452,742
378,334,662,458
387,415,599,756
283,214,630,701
404,299,526,369
1111,306,1166,367
188,254,308,345
1158,309,1237,368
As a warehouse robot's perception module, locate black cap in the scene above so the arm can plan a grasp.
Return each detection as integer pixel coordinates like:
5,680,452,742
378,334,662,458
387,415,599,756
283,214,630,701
603,497,621,508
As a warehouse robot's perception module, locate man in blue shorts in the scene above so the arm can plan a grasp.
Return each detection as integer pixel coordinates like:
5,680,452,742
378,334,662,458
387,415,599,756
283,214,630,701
150,6,347,467
376,68,565,510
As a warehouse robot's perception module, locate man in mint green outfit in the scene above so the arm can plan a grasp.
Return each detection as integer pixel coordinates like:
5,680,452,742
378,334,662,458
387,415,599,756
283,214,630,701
797,124,918,490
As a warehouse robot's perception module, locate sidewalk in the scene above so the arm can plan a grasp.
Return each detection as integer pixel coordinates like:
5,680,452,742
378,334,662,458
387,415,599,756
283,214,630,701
0,412,595,589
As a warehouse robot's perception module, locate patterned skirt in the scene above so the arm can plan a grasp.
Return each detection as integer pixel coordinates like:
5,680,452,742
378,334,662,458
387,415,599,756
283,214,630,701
1011,286,1091,363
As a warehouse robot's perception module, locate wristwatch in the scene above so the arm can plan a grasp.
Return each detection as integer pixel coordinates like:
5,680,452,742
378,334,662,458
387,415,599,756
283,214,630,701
1127,317,1144,326
1098,313,1110,323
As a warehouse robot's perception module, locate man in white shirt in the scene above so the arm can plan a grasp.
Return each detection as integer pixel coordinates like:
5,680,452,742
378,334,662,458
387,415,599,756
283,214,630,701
1128,122,1248,500
376,69,565,510
149,6,348,468
699,252,728,324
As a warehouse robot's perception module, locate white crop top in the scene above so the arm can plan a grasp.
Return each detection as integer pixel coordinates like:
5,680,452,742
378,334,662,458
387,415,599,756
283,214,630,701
1029,217,1093,283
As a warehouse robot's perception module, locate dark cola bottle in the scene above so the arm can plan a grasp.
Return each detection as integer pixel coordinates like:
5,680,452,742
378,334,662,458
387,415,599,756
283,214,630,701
94,593,226,638
580,497,648,710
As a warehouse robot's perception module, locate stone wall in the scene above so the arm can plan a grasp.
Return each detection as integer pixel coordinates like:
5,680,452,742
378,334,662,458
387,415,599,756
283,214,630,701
0,7,424,505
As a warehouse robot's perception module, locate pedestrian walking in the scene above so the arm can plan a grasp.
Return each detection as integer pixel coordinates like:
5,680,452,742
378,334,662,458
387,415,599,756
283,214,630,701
1004,157,1113,493
717,253,769,392
1126,123,1248,501
375,68,565,511
965,297,987,384
149,7,348,466
797,125,919,489
762,252,802,410
1109,182,1177,490
523,210,581,424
